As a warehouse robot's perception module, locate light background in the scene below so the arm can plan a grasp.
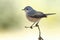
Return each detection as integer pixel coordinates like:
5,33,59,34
0,0,60,40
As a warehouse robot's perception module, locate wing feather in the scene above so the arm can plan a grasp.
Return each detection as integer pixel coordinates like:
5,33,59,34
29,11,47,18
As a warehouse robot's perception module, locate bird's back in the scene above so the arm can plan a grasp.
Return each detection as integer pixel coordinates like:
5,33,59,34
27,11,47,18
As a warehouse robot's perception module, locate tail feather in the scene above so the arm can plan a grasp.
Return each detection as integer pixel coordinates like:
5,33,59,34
45,13,56,15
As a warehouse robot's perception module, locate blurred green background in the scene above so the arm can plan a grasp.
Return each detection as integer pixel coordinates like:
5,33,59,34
0,0,23,30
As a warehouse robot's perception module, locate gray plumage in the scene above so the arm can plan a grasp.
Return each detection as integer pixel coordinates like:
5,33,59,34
23,6,56,18
23,6,56,29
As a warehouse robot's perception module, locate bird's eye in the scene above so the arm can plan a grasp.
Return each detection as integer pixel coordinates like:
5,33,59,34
26,8,28,10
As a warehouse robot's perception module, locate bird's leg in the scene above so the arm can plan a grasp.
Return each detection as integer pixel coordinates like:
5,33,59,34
35,21,39,27
25,22,36,29
30,22,36,29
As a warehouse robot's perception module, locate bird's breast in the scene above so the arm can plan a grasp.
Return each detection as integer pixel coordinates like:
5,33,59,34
26,15,40,22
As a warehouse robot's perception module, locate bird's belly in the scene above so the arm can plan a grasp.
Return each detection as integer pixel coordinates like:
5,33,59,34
26,16,40,22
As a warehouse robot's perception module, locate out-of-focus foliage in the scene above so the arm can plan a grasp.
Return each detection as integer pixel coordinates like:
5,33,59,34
0,0,22,30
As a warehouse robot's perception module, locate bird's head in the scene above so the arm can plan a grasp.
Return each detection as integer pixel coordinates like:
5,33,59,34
22,6,34,13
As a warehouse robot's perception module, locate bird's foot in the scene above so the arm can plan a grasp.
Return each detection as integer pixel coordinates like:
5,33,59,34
25,26,33,29
30,26,33,29
35,24,39,27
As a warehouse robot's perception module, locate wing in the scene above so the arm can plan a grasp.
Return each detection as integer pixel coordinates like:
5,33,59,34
29,11,47,18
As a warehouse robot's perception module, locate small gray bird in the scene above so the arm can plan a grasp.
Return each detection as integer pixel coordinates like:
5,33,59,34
23,6,56,29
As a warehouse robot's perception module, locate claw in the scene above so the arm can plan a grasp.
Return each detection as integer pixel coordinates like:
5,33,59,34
30,26,33,29
35,24,39,27
25,26,33,29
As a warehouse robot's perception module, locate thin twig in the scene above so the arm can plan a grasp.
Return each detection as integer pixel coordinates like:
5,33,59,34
25,24,44,40
37,25,41,37
37,25,44,40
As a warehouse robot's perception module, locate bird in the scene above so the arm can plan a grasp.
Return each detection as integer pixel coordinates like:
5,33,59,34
22,6,56,29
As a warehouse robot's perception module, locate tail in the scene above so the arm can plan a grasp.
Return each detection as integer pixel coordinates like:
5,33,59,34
45,13,56,16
